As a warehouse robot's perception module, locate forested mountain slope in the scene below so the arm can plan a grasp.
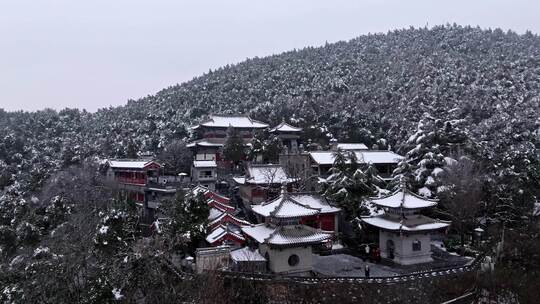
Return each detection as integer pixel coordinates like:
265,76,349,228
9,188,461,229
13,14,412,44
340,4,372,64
1,24,539,214
1,24,539,303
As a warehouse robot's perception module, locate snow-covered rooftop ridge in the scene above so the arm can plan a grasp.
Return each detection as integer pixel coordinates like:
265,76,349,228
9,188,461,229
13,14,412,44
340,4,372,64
362,214,450,232
264,225,332,246
230,247,266,262
208,207,224,222
252,191,340,218
192,185,210,195
245,164,294,184
269,121,302,133
242,224,332,246
337,143,369,150
193,160,217,168
369,189,438,209
205,191,231,204
252,194,321,218
309,150,404,165
208,212,251,227
196,114,269,129
241,224,275,243
208,199,235,213
270,198,321,218
288,193,341,214
232,177,246,185
107,159,161,169
193,187,236,214
186,138,226,148
206,224,245,244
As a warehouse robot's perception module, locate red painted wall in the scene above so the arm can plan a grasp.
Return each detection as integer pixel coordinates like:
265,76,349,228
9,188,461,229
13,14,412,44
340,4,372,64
300,213,335,232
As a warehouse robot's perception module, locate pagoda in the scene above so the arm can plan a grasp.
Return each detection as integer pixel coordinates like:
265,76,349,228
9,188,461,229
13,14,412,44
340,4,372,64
242,187,333,275
361,186,450,265
269,120,302,154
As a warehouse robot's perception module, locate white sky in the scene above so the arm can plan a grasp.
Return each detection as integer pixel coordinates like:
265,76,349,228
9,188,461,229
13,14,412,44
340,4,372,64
0,0,538,112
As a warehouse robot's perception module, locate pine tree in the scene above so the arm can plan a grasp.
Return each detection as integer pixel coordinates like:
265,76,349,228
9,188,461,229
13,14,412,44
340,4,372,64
162,190,209,254
391,113,468,197
126,140,139,159
332,149,349,172
323,152,380,220
223,126,244,167
263,135,282,163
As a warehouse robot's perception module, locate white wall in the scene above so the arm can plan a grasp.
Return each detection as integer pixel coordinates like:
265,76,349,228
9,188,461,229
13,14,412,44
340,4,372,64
259,244,313,274
379,231,433,265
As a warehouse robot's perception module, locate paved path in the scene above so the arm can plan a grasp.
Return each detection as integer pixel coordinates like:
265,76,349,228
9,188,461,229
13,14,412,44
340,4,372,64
313,254,399,277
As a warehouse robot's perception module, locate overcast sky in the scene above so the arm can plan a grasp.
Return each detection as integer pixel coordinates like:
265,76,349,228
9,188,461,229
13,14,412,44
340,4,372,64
1,0,538,112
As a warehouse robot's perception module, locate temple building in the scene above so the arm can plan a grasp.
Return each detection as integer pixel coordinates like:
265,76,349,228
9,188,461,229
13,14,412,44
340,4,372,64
194,186,251,248
361,188,451,265
105,159,177,218
191,160,218,190
269,121,302,154
206,224,247,247
233,164,296,204
242,188,334,275
334,142,369,151
251,191,340,233
307,150,404,180
188,114,269,164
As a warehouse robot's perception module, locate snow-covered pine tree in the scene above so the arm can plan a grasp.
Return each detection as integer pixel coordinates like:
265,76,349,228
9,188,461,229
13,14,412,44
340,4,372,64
322,150,380,220
247,130,265,162
391,113,468,197
161,190,209,254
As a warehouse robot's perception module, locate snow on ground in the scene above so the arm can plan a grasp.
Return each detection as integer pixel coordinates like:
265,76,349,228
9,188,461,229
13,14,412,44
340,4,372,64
312,254,398,277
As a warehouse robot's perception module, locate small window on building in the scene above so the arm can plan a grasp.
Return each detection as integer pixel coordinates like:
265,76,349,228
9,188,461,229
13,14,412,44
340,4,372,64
412,239,421,251
288,254,300,266
199,170,213,178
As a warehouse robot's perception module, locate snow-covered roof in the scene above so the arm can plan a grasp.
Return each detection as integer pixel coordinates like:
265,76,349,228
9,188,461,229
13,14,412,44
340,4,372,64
270,199,320,218
205,191,231,204
370,189,438,209
309,151,403,165
192,185,210,195
362,214,450,232
107,160,161,169
208,199,235,213
232,177,246,185
206,225,245,244
193,160,217,168
252,193,321,219
186,138,226,148
208,208,224,222
208,212,251,227
195,115,269,129
253,192,340,219
230,247,266,262
245,164,294,185
242,224,331,247
337,143,369,150
265,225,332,247
241,224,275,243
269,121,302,133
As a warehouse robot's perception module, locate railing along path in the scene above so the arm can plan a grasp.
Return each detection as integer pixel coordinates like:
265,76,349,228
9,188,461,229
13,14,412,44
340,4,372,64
214,252,485,285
